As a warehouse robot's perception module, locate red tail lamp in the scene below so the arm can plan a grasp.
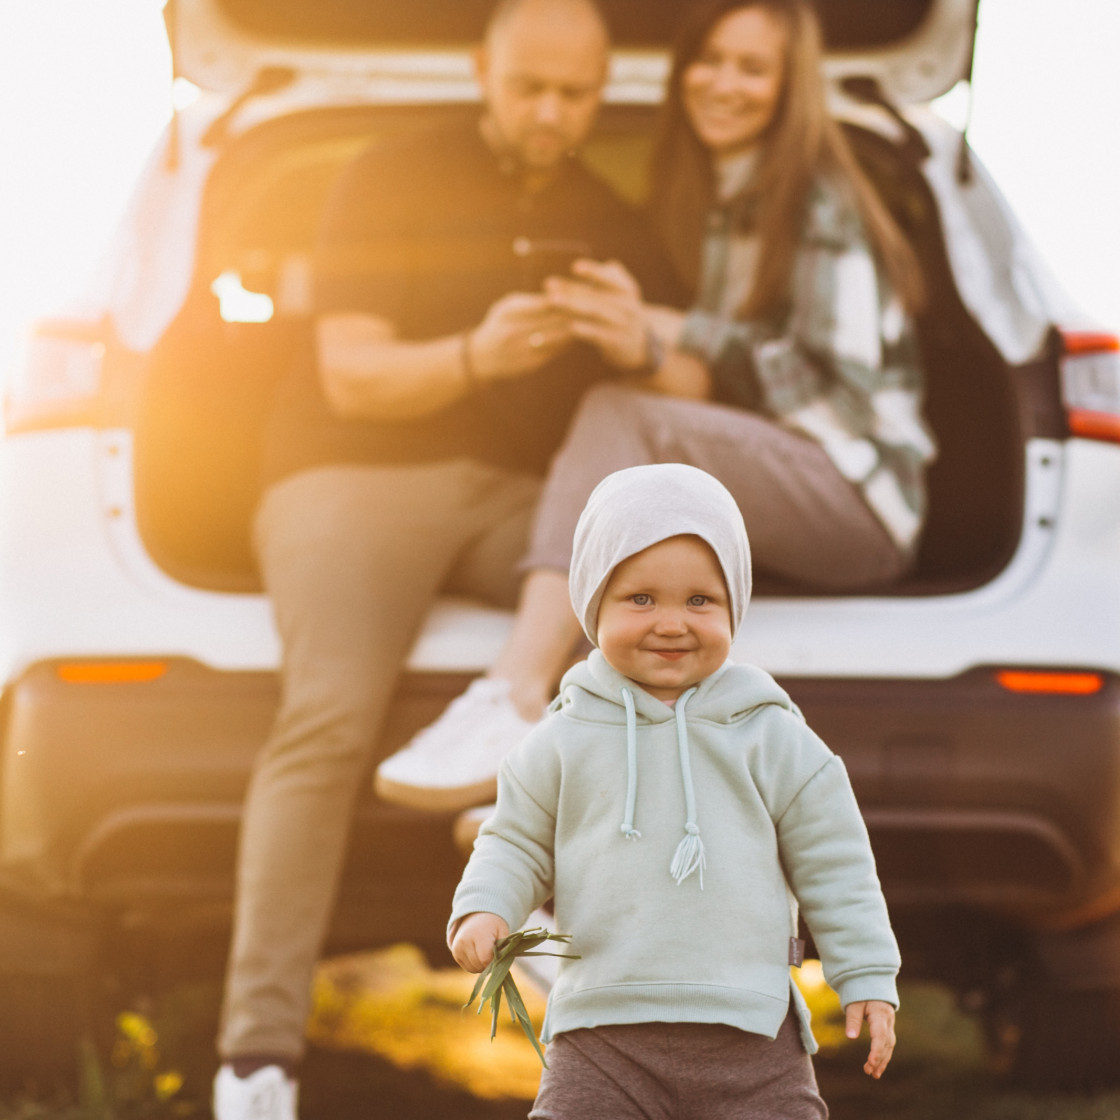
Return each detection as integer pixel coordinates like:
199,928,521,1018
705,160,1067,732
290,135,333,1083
1060,330,1120,445
995,669,1104,696
57,661,169,685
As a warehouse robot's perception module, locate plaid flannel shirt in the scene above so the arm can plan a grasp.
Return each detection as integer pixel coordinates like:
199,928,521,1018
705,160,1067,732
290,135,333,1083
679,176,936,554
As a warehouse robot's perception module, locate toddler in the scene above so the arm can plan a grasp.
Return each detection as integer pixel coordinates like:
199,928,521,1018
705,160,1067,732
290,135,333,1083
449,463,898,1118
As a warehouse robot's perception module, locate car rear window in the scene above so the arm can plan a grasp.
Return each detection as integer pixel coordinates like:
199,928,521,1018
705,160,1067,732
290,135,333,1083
216,0,936,51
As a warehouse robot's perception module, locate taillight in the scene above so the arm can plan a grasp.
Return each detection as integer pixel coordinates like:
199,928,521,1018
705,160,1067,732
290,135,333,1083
995,669,1104,696
4,318,107,434
1059,330,1120,443
56,661,169,685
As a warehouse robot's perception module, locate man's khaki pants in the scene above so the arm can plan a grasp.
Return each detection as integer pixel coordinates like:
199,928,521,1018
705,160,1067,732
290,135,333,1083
218,460,539,1061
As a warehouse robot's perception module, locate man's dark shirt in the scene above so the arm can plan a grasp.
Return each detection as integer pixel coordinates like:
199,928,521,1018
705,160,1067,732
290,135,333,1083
261,113,676,485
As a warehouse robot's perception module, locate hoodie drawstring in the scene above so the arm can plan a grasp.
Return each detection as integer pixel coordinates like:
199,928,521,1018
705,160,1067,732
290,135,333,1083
669,688,705,888
618,685,706,887
620,687,641,840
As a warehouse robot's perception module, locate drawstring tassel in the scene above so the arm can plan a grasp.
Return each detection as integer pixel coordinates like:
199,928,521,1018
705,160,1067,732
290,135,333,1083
670,823,706,886
618,684,707,884
671,688,704,887
619,688,642,841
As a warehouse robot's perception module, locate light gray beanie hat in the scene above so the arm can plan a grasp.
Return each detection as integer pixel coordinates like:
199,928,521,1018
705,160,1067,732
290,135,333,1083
569,464,752,646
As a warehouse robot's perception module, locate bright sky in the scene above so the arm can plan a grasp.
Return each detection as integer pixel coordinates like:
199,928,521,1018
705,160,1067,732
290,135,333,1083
0,0,1117,373
0,1,171,365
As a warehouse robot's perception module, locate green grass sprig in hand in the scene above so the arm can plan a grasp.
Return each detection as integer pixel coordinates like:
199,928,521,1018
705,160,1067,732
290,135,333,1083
464,926,580,1067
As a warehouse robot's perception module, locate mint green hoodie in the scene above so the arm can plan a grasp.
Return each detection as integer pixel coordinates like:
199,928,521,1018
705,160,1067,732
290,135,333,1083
450,648,900,1051
452,464,898,1049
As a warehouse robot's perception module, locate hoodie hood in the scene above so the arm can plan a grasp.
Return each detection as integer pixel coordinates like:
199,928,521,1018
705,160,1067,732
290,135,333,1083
557,649,798,726
569,464,752,646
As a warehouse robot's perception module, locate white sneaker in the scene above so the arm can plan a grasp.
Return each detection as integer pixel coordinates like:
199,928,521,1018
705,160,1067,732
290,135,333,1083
213,1065,298,1120
453,803,496,856
375,677,541,811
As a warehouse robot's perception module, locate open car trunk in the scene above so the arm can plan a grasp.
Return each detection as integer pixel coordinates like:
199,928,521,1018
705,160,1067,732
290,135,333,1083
169,0,976,107
131,102,1037,597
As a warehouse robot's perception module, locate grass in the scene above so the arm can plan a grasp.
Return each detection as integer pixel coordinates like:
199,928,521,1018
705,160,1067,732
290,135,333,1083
4,947,1120,1119
307,945,548,1102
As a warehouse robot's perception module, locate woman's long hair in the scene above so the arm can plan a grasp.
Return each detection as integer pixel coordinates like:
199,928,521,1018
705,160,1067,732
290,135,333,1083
648,0,925,317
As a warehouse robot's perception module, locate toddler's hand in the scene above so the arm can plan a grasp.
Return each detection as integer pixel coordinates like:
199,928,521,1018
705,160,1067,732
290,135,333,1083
450,912,510,973
844,999,896,1078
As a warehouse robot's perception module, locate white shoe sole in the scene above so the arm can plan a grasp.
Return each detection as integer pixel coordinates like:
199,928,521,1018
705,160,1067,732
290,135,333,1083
373,770,499,813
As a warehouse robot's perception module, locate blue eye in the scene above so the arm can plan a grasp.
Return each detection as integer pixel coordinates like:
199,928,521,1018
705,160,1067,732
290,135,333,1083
688,595,709,606
631,593,652,606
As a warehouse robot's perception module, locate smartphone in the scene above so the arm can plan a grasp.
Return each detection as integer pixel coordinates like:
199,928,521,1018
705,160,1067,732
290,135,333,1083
513,236,592,288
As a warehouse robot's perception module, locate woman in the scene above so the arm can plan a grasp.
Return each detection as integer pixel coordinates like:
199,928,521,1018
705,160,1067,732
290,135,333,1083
376,0,936,812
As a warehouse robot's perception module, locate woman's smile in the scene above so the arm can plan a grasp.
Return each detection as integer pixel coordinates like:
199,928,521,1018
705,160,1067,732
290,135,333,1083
681,5,787,159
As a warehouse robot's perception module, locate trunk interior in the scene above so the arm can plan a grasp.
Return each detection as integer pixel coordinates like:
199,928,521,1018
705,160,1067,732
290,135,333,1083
132,103,1045,599
216,0,933,44
196,0,940,56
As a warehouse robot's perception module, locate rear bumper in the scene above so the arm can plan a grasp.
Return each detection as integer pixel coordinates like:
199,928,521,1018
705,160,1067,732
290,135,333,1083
793,669,1120,923
0,660,472,960
1,660,1119,942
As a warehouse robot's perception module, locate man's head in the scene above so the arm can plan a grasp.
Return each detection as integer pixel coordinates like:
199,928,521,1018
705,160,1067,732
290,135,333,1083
476,0,611,178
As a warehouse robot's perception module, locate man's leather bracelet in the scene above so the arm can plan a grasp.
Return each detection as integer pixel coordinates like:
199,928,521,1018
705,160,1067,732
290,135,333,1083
461,330,479,390
637,327,666,376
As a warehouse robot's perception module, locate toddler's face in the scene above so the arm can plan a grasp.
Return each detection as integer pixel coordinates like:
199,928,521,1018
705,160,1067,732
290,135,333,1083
596,535,733,702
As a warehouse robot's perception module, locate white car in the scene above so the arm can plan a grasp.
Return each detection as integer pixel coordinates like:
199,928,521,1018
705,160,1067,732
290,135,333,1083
1,0,1118,1091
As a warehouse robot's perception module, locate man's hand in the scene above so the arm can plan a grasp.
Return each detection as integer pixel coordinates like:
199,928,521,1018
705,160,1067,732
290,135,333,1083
450,912,510,973
470,293,574,380
543,259,651,370
844,999,896,1079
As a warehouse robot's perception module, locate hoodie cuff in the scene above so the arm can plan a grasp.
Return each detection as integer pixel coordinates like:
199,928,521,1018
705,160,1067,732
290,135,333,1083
834,972,900,1010
448,890,525,945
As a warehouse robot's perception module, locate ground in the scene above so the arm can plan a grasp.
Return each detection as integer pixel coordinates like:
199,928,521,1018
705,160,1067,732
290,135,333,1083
3,945,1120,1119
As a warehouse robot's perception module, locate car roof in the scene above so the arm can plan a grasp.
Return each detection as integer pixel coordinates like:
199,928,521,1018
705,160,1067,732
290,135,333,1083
167,0,978,107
